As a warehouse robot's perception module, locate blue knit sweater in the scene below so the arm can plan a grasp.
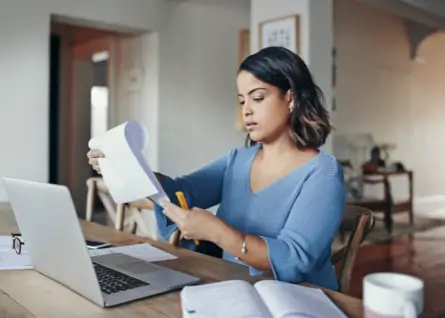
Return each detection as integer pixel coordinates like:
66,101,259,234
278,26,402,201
154,143,345,291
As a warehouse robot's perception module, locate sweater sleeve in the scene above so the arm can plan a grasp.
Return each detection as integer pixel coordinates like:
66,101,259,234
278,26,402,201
153,149,234,239
261,167,346,283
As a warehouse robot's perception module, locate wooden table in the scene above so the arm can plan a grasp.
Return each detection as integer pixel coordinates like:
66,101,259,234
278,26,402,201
0,203,363,317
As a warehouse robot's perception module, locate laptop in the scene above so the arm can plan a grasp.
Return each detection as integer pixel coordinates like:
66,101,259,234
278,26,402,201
2,177,200,307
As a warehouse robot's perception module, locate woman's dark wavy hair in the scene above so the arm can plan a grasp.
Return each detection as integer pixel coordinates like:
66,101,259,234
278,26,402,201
239,46,332,149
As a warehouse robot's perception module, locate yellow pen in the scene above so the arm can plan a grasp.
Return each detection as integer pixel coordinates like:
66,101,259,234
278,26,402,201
175,191,200,246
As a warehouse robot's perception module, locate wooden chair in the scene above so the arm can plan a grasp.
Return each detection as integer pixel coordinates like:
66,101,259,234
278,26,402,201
86,173,182,245
331,205,375,295
86,177,123,226
86,178,182,244
115,198,182,246
86,177,147,233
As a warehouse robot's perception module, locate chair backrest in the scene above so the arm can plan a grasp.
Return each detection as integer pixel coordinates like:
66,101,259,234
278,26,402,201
126,199,182,246
85,177,119,224
331,205,375,294
86,177,182,245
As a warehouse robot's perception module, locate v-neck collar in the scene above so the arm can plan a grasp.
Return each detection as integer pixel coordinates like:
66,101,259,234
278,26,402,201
245,143,321,196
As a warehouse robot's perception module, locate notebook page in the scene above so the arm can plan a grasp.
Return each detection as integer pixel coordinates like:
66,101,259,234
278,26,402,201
88,120,168,204
181,280,272,318
254,281,347,318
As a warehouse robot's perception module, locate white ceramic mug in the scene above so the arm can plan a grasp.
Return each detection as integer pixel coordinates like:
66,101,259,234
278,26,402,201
363,273,424,318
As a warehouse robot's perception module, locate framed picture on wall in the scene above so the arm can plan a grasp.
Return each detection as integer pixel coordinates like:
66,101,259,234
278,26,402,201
259,14,300,54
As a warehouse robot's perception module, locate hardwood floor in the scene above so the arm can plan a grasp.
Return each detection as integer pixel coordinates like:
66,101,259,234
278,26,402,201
349,225,445,318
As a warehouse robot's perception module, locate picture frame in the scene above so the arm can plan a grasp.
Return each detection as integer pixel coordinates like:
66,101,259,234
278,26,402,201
259,14,300,54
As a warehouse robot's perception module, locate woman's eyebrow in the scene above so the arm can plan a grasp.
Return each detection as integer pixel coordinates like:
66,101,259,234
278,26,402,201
237,88,267,97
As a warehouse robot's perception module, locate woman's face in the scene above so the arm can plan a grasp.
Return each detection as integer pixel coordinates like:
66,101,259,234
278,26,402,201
237,71,293,143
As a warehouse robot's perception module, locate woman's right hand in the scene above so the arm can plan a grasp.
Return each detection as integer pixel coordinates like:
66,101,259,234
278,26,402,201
87,149,105,174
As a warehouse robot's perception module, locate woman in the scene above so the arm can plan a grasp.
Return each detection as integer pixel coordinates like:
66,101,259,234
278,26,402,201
87,46,345,291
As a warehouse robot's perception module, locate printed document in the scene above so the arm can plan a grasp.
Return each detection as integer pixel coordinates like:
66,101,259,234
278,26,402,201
88,120,169,205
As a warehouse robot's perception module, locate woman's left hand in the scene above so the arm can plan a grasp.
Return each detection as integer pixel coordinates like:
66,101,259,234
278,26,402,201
161,201,222,242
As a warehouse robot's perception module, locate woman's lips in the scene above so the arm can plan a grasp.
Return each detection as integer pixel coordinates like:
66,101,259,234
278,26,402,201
245,122,258,130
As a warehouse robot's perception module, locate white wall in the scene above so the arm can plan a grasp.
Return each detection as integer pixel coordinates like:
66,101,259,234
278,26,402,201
410,32,445,201
0,0,170,201
140,33,161,172
157,1,249,177
250,0,334,152
309,0,334,153
108,32,161,171
0,2,49,201
333,0,445,206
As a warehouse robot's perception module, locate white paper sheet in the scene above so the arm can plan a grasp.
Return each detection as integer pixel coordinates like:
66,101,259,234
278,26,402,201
88,243,177,263
88,120,169,204
0,236,33,270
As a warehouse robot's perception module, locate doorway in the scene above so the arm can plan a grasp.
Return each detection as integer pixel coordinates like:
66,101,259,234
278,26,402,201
48,20,119,217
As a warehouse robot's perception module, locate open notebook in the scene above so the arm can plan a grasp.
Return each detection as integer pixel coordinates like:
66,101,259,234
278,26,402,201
181,280,347,318
88,120,168,205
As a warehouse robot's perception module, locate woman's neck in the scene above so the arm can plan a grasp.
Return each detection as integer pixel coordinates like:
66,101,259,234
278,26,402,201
260,134,299,162
259,133,318,164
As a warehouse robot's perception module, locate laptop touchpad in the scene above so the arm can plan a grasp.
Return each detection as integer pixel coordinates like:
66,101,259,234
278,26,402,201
117,261,159,275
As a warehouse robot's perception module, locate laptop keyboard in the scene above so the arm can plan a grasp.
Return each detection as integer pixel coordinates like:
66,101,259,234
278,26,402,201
93,262,149,294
